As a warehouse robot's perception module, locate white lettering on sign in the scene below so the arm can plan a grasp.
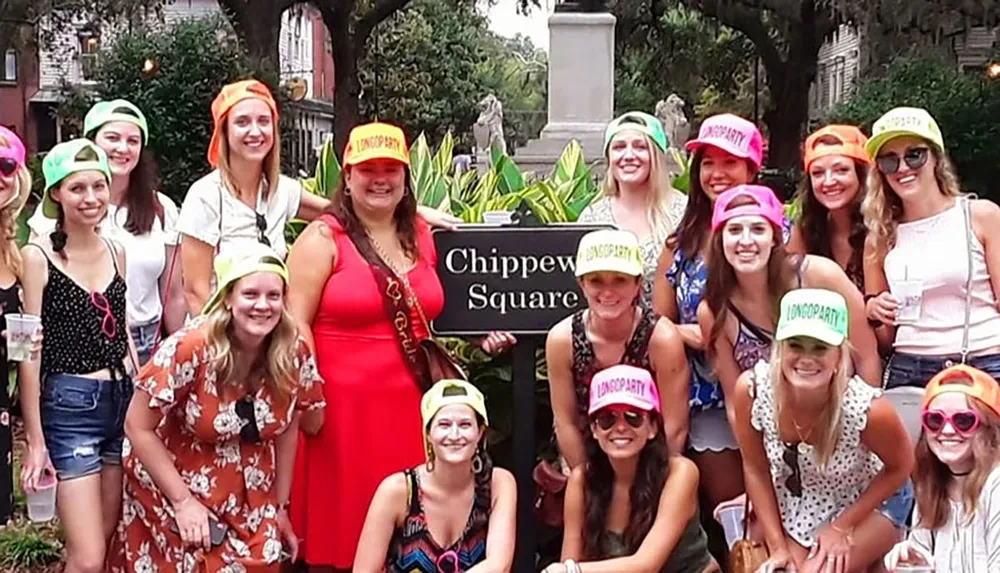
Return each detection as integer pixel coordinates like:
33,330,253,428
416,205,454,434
467,283,580,315
445,247,575,280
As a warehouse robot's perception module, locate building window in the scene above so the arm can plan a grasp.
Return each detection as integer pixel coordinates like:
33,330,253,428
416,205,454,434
78,29,101,81
2,49,15,81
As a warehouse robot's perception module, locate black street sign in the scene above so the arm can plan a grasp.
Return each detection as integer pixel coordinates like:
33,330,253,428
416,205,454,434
431,224,614,335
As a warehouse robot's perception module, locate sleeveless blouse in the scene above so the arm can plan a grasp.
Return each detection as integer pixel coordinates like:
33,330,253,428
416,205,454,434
386,468,490,572
33,242,129,377
749,361,884,547
599,508,713,573
571,307,657,429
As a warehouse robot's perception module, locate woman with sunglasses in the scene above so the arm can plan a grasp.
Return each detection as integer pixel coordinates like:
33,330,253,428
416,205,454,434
28,100,185,365
884,365,1000,572
0,127,35,527
732,289,913,573
651,114,773,521
578,112,688,308
786,125,872,293
108,244,324,571
354,379,516,573
544,364,718,573
700,185,881,408
178,80,459,317
862,107,1000,384
20,139,139,572
546,229,690,470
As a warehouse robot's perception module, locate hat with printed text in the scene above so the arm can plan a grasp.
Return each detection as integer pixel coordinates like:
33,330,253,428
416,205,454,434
574,229,643,278
775,288,849,347
588,365,661,414
343,122,410,166
685,113,764,169
865,107,944,158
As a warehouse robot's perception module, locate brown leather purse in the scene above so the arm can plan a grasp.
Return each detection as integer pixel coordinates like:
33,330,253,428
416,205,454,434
729,491,768,571
532,459,568,527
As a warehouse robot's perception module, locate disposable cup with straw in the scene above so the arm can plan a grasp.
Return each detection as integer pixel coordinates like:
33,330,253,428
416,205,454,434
4,313,40,362
892,266,923,323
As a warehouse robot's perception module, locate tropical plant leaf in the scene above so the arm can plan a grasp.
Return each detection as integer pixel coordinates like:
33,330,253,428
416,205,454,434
433,131,455,175
669,148,691,194
314,137,341,197
552,140,586,186
494,154,526,195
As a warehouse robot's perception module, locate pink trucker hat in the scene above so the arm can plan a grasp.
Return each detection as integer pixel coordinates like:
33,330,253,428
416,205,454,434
685,113,764,169
0,126,26,167
711,184,784,232
589,365,661,415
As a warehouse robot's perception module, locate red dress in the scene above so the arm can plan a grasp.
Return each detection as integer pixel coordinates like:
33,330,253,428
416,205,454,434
290,214,444,567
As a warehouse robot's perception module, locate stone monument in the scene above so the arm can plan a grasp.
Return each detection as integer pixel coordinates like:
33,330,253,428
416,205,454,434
655,93,690,175
472,93,507,157
512,0,615,177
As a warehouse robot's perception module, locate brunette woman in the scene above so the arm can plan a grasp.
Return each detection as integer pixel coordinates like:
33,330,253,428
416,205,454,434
20,139,138,573
732,289,913,573
108,244,322,570
884,365,1000,572
863,107,1000,385
651,113,772,512
29,100,184,364
544,364,718,573
787,125,872,292
579,112,688,307
355,379,516,572
546,229,690,469
699,185,881,418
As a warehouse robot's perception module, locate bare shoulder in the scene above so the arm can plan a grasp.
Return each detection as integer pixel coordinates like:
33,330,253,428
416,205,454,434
667,454,699,479
971,198,1000,225
546,315,573,345
375,471,410,505
490,467,516,491
650,316,683,347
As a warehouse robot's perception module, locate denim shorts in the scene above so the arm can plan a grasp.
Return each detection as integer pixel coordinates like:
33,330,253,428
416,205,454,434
877,479,914,529
130,319,161,368
40,373,134,481
884,351,1000,389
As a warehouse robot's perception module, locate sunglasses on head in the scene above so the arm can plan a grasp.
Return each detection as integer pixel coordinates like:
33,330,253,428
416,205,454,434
255,212,271,247
0,158,17,177
592,408,647,431
876,146,929,174
922,408,980,436
235,395,261,444
783,443,802,498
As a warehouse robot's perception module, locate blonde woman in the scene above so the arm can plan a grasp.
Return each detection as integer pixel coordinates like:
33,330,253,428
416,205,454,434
862,107,1000,386
579,112,688,308
884,365,1000,572
732,289,913,573
109,244,324,570
0,127,32,527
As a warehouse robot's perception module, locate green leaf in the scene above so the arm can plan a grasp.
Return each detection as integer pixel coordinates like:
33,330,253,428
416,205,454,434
553,140,586,186
314,137,341,197
494,154,526,195
433,131,455,175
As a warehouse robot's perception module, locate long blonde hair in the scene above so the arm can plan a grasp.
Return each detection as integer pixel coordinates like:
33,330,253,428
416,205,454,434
602,135,679,246
217,119,281,201
202,283,300,405
769,340,853,469
0,134,29,277
861,142,962,265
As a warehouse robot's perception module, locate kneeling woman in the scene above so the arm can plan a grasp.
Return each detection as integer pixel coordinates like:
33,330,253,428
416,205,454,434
884,365,1000,572
546,364,719,573
732,289,913,573
354,379,517,572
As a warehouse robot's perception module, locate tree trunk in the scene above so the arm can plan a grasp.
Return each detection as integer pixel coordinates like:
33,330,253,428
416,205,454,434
761,61,814,172
326,13,362,158
216,0,292,80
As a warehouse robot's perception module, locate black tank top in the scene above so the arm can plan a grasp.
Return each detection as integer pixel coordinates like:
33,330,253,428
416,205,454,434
31,241,129,377
0,283,20,404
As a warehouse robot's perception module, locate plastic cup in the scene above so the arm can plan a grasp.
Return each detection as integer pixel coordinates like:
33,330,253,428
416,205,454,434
4,313,40,362
715,503,745,549
482,210,513,225
25,473,57,523
895,566,934,573
891,280,924,323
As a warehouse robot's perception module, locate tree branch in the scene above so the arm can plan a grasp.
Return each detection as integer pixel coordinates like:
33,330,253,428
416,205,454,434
356,0,413,45
685,0,784,75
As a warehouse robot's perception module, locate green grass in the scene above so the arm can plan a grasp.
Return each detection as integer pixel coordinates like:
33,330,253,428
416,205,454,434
0,525,61,570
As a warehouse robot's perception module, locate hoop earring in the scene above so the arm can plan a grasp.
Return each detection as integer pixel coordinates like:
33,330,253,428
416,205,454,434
425,442,435,472
472,451,483,474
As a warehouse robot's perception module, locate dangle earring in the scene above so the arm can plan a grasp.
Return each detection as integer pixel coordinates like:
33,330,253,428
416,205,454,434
471,444,484,474
425,441,435,473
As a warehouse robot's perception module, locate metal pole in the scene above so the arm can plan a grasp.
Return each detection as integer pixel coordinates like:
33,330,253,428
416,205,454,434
374,23,380,120
512,338,538,573
753,54,760,125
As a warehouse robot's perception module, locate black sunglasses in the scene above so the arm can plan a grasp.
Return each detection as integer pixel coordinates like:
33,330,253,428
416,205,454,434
0,158,17,177
592,409,646,431
235,395,261,444
255,212,271,247
783,443,802,498
876,146,929,174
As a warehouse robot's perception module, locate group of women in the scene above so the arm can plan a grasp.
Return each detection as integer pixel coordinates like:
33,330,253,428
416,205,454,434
0,72,997,573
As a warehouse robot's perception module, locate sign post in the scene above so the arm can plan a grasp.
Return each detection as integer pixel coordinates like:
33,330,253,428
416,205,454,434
433,208,611,572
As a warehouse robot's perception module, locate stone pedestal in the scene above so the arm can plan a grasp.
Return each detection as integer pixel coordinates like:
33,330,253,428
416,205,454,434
512,11,615,177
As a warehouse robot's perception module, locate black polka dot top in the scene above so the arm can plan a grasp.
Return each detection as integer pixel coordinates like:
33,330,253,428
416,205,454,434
35,244,129,377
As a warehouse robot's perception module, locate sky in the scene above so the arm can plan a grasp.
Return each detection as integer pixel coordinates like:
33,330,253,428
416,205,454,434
484,0,555,51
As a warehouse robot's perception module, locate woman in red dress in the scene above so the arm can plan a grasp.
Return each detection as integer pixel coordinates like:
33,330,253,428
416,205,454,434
286,122,446,570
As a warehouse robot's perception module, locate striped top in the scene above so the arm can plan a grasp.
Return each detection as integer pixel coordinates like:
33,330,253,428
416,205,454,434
386,468,490,572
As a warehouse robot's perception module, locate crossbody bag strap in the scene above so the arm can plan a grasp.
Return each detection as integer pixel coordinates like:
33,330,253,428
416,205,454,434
960,196,975,364
332,213,429,388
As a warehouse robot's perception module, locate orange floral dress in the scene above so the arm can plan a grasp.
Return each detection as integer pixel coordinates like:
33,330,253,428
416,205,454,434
108,320,324,572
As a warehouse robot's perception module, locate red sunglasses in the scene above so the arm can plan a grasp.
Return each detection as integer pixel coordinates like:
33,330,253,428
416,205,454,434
921,409,981,436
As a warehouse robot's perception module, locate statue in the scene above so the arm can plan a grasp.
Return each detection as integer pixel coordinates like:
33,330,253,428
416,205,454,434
473,94,506,155
554,0,609,13
655,94,690,151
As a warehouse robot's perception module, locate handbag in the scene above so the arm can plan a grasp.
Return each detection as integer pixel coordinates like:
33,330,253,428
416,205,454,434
331,214,465,390
532,459,568,528
728,494,768,573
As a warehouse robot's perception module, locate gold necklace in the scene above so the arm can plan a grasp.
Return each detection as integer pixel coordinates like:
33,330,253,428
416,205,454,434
790,414,814,443
368,234,419,307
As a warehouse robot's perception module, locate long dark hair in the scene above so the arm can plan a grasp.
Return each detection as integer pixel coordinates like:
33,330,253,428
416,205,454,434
703,195,797,356
795,159,868,286
582,412,669,558
327,165,419,260
86,105,163,235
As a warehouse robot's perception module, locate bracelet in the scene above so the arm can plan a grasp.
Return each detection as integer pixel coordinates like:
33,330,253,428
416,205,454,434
830,522,853,543
564,559,581,573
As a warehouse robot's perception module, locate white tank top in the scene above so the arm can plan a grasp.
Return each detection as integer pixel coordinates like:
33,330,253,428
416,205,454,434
884,199,1000,355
